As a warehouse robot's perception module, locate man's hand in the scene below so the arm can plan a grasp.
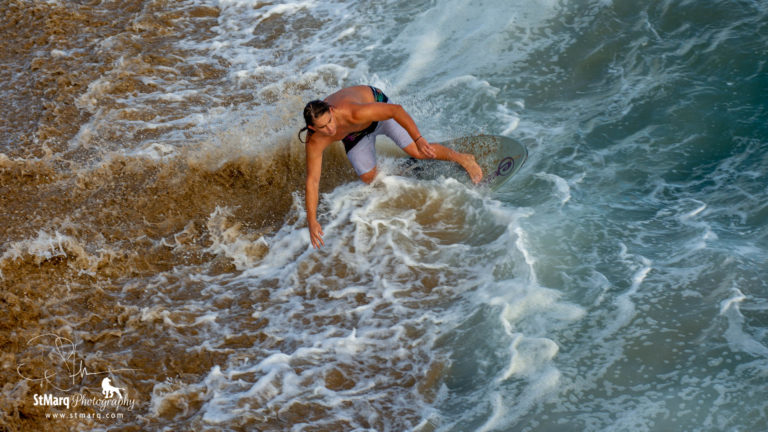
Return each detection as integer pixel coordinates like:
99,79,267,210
416,136,436,158
309,219,324,248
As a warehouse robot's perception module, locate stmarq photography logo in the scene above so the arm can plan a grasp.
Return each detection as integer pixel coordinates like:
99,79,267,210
17,333,141,421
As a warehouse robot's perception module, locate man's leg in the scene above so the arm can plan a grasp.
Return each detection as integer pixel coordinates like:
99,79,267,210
401,141,483,184
359,166,378,184
378,119,483,183
347,135,378,183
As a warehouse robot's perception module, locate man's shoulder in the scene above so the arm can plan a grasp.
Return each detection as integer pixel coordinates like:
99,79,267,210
306,134,333,152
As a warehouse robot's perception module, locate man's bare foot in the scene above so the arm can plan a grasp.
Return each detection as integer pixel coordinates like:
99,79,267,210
458,153,483,184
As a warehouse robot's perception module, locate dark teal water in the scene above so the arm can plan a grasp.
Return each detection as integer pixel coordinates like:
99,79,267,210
2,0,766,430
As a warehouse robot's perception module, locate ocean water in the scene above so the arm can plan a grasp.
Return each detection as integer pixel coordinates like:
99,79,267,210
2,0,767,431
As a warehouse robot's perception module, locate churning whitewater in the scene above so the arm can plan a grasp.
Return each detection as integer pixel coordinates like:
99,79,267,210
2,0,767,431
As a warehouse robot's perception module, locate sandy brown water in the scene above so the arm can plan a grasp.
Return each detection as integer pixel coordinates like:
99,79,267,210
7,0,766,430
1,1,361,430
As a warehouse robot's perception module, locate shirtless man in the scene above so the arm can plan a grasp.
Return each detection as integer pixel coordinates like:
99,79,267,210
299,85,483,248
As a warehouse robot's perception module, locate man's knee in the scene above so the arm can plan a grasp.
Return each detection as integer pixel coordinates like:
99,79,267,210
360,167,377,184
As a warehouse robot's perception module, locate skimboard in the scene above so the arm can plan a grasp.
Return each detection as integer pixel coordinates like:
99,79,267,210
384,135,528,191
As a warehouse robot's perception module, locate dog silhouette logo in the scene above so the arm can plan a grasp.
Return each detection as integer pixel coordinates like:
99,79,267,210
101,377,126,400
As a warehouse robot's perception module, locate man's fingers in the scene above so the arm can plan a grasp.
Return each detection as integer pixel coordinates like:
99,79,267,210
311,230,325,248
413,138,435,158
424,143,436,158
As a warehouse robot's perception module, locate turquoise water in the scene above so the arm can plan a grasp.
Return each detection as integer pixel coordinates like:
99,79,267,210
2,0,767,430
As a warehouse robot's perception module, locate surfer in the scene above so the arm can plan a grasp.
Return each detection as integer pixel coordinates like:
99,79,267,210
299,85,483,248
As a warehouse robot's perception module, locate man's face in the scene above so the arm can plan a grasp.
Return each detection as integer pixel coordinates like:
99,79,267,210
310,110,336,136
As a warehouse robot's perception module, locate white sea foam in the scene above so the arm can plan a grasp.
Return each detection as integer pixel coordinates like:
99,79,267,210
18,0,765,430
205,206,270,269
535,173,572,205
720,289,768,358
149,166,584,429
0,230,118,277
